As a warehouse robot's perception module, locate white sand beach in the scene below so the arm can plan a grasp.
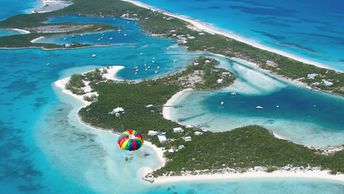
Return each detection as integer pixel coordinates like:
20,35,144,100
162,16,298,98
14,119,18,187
30,36,45,43
136,143,166,184
154,169,344,184
122,0,339,72
35,0,72,13
162,88,192,120
54,77,90,105
11,28,30,34
102,66,125,81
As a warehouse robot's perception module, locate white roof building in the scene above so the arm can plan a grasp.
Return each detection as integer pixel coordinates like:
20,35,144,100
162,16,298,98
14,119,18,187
194,131,203,136
322,79,333,86
183,136,192,142
158,135,167,143
148,130,158,136
145,104,154,108
222,72,230,76
217,78,223,83
109,107,124,115
173,127,184,133
307,73,318,79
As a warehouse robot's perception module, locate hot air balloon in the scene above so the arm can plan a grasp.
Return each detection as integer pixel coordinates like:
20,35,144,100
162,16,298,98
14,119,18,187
118,129,144,151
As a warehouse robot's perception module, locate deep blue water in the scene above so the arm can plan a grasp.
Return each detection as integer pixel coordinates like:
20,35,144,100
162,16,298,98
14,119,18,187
0,1,344,194
138,0,344,70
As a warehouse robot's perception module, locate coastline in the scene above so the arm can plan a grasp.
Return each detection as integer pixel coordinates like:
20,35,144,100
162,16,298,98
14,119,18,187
121,0,339,72
154,169,344,184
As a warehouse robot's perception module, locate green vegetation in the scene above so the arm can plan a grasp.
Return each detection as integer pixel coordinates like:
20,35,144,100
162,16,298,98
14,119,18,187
155,126,344,176
65,74,85,94
65,57,343,176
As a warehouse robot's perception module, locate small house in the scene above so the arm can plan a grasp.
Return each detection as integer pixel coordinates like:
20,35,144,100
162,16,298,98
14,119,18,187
145,104,154,108
183,136,192,142
158,135,167,143
173,127,184,133
307,73,318,79
194,131,203,136
148,130,158,136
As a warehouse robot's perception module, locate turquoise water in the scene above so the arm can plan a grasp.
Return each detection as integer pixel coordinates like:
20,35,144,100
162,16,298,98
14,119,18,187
0,29,22,36
0,0,38,20
0,2,344,194
138,0,344,71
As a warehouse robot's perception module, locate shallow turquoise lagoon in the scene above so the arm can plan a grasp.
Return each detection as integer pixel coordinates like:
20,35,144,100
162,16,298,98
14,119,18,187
168,58,344,147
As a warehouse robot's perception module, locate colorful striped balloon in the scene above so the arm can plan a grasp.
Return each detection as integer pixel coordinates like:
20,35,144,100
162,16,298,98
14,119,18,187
118,129,144,151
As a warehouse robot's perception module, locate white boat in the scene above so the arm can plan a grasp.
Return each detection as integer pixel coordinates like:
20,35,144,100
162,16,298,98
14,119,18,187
256,106,264,109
